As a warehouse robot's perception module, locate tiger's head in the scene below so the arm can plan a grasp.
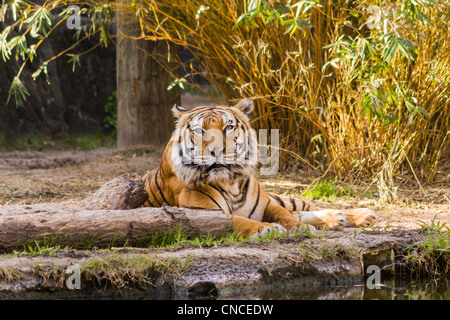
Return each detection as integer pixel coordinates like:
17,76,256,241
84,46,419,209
169,99,258,185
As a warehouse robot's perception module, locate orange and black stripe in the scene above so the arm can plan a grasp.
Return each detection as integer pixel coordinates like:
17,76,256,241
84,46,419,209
142,169,171,207
268,193,316,212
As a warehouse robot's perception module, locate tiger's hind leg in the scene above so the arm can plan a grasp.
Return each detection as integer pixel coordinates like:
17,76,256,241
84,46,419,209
268,193,377,230
296,210,348,231
338,208,378,228
296,208,377,230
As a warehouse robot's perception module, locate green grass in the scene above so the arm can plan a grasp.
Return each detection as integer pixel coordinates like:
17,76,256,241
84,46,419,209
302,179,357,200
402,217,449,277
417,217,450,254
1,252,191,291
135,228,247,249
12,240,61,257
7,229,244,257
136,225,321,248
297,240,358,262
6,226,317,258
81,254,189,289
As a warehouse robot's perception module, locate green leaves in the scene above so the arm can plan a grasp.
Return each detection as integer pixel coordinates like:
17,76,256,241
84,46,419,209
401,0,436,25
1,0,26,22
1,1,115,106
31,61,49,83
67,53,81,72
381,33,417,62
1,2,55,107
323,1,434,126
235,0,320,35
0,25,13,61
85,4,114,48
7,76,29,106
0,4,53,62
0,2,53,63
24,6,54,38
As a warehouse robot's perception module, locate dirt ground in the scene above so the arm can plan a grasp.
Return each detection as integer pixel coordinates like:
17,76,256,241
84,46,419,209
0,145,448,230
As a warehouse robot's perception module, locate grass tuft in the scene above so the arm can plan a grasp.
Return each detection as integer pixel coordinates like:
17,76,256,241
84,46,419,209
302,179,356,200
402,217,449,277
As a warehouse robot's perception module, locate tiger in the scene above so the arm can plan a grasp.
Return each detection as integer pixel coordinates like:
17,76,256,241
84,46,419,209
141,99,377,238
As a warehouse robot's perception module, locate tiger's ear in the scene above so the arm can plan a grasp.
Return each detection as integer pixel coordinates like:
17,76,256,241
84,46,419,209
234,99,254,116
172,104,187,119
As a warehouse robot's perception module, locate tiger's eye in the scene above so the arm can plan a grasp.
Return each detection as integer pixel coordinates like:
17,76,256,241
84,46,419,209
224,125,235,132
193,128,204,136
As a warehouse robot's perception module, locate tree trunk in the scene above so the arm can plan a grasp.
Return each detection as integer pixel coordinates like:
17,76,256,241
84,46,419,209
0,173,233,253
116,8,179,148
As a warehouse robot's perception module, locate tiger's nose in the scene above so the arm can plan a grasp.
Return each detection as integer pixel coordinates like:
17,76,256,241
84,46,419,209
209,146,223,157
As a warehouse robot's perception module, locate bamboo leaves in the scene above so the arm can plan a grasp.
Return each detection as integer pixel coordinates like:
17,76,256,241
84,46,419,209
1,1,116,108
324,1,432,127
381,33,417,62
235,0,319,35
7,76,29,105
24,7,54,38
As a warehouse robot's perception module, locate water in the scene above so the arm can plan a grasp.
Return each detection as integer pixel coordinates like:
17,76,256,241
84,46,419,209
1,277,447,300
219,277,449,300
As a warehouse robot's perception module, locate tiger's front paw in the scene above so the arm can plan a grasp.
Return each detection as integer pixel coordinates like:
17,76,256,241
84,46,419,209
249,223,286,239
285,221,317,235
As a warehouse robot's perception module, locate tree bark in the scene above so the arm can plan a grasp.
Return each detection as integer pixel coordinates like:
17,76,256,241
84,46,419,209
0,173,233,253
80,173,149,210
116,6,180,148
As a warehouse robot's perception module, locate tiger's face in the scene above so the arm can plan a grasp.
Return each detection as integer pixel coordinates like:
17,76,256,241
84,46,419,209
170,99,258,184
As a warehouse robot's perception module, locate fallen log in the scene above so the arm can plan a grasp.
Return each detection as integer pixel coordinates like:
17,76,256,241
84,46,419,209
0,173,233,252
79,173,149,210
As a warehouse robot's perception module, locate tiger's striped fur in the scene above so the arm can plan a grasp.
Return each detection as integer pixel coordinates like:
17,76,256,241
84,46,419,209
141,99,377,238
